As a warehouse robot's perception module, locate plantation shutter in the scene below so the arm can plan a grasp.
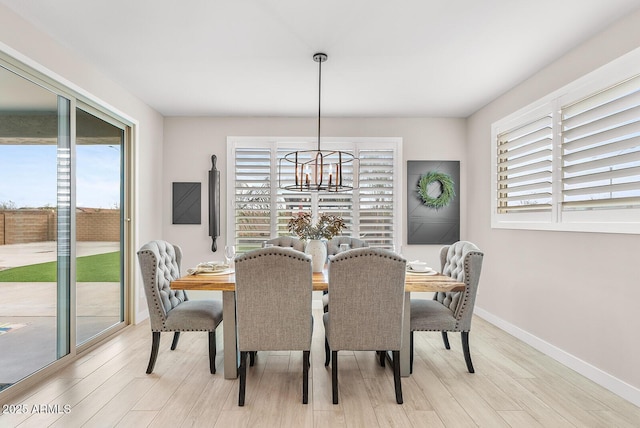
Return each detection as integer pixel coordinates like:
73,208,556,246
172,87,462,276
357,149,395,247
231,139,399,252
496,114,553,213
561,74,640,210
317,148,356,234
276,147,312,236
233,148,273,252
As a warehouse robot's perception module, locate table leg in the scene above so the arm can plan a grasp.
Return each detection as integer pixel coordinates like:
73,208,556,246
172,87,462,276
222,290,238,379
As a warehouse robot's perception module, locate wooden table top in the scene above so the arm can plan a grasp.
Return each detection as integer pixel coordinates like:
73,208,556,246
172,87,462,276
171,268,465,293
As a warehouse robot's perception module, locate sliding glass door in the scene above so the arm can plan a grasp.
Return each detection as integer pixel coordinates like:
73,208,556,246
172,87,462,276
75,107,124,346
0,62,129,393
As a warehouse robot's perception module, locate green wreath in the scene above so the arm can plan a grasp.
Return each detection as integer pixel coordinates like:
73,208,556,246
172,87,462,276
417,171,456,209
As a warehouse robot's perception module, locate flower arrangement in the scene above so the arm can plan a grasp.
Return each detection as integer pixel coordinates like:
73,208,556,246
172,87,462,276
287,212,346,240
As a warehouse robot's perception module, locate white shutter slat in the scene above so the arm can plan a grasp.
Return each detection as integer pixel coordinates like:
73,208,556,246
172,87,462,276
562,150,640,174
563,166,640,185
563,134,640,162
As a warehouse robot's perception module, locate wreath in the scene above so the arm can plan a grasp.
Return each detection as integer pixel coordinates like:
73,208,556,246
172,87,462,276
417,171,456,209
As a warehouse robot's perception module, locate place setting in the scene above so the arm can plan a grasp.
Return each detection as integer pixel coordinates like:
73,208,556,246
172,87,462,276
187,245,236,275
406,260,437,276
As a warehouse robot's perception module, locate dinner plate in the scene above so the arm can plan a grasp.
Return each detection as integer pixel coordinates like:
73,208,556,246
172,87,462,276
406,270,437,276
195,269,234,276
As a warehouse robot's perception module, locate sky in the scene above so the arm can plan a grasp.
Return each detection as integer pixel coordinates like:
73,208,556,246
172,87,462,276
0,144,121,209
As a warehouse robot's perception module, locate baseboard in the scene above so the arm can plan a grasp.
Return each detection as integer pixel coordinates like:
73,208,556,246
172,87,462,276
474,307,640,407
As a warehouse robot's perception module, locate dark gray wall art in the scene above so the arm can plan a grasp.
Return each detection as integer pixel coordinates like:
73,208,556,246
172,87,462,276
407,160,460,245
172,182,201,225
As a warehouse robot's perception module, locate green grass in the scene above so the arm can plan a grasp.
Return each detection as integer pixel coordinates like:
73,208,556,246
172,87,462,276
0,251,120,282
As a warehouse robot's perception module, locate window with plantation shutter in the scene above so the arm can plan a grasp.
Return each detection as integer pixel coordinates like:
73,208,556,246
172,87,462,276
492,49,640,234
229,138,401,253
561,74,640,211
233,147,273,253
357,148,395,247
496,114,553,213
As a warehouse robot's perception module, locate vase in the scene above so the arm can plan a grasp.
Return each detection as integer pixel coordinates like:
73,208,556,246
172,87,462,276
305,239,327,272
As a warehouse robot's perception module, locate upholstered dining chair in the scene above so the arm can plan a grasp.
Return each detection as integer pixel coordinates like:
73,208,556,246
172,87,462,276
137,240,223,374
326,236,369,256
234,246,313,406
323,247,406,404
322,236,369,312
410,240,483,374
264,236,305,251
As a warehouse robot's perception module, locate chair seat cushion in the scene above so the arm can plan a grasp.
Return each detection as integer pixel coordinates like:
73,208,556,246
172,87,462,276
410,299,457,331
164,299,223,331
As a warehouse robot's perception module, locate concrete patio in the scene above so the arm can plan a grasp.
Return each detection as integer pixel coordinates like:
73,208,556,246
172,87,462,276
0,241,120,389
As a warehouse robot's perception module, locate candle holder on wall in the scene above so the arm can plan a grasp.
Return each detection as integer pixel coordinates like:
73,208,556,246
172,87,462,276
209,155,220,252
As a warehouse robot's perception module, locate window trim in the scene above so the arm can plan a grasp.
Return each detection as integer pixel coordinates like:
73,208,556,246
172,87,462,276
491,46,640,234
227,136,402,251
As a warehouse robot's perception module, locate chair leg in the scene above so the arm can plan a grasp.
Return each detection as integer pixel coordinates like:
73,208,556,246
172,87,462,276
170,332,180,350
409,331,414,374
146,332,160,374
324,337,330,367
249,351,256,367
442,331,451,349
208,331,216,374
461,331,475,374
332,350,339,404
392,350,403,404
302,350,310,404
378,351,385,367
238,351,248,406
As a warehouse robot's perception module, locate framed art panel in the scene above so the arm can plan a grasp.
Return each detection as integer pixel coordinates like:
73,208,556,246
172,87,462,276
172,182,201,225
407,160,460,244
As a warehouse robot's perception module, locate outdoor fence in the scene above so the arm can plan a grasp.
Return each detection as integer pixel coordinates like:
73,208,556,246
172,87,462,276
0,208,120,245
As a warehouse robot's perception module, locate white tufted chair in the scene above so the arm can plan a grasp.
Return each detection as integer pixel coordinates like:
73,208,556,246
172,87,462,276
137,240,223,374
410,241,483,374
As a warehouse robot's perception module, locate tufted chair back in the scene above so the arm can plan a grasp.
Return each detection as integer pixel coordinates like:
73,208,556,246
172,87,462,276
326,236,369,256
434,241,484,330
137,240,188,332
264,236,305,252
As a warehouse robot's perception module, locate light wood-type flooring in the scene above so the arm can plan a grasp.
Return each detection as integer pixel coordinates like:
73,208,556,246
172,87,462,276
2,309,639,427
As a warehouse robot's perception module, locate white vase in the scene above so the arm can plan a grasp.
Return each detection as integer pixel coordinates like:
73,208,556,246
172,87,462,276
305,239,327,272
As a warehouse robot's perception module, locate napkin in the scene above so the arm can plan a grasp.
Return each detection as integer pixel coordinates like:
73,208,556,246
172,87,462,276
187,261,230,275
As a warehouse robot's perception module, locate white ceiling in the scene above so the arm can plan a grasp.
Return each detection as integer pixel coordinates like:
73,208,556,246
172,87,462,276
2,0,639,117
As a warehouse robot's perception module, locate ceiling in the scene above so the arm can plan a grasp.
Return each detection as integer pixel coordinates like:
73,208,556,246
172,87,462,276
2,0,639,118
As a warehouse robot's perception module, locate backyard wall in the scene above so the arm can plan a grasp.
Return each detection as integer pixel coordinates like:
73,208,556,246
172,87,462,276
0,209,120,244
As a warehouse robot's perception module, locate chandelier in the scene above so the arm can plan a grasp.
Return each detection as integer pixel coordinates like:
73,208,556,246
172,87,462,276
278,53,357,192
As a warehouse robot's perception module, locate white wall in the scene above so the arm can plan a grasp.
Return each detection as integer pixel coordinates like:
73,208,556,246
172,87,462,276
0,4,165,321
467,9,640,404
162,117,467,298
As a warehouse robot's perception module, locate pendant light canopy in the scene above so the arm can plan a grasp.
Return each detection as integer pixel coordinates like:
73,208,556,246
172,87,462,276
279,53,357,192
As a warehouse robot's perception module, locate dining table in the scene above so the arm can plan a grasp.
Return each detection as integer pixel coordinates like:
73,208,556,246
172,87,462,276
171,267,465,379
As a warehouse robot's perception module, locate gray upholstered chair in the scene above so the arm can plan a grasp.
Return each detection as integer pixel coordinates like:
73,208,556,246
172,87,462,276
322,236,369,312
264,236,305,252
326,236,369,256
323,247,405,404
234,246,313,406
137,240,223,374
410,241,483,374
